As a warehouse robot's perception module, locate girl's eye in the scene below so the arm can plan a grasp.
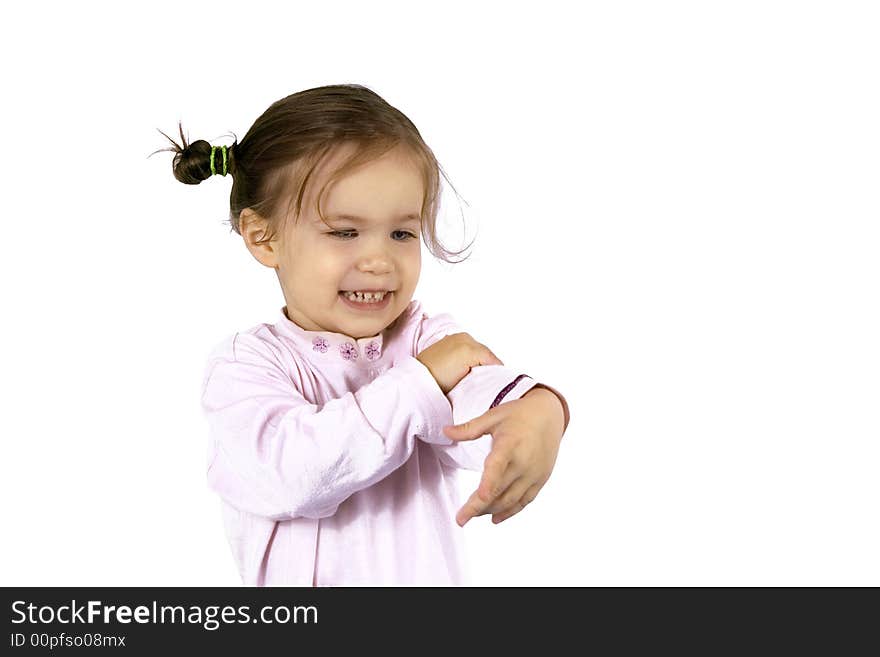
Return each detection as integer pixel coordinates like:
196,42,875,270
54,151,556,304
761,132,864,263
328,230,417,241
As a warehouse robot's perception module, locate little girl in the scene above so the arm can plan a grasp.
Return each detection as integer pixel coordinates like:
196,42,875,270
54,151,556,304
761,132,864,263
155,84,570,586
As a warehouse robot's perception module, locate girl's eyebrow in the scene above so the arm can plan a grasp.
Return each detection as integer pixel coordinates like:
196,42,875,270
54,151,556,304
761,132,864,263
324,213,421,224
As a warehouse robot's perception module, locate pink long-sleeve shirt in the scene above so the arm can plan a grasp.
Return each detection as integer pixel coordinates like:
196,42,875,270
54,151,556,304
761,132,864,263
200,299,570,586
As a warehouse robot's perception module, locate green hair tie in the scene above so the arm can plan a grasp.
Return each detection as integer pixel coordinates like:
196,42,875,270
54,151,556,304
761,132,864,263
210,145,228,176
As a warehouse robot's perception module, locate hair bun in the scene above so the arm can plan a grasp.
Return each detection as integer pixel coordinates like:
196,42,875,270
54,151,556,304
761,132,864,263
173,139,215,184
151,122,237,185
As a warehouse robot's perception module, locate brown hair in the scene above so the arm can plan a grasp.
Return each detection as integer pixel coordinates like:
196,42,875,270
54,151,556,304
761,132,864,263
150,83,472,262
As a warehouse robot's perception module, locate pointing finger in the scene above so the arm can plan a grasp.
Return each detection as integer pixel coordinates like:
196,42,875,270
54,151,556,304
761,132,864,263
442,406,502,442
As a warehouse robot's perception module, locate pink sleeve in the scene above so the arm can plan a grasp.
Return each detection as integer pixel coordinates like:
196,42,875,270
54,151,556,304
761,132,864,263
201,333,454,521
416,312,571,472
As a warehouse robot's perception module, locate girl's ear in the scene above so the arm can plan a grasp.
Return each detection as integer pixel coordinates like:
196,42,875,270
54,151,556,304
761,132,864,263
239,208,280,268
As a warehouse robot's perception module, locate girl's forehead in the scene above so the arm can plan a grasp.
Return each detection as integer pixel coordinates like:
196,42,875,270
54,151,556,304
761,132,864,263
293,143,424,224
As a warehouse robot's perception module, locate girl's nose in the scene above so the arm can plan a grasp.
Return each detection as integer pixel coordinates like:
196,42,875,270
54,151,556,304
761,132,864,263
355,232,398,274
357,251,392,274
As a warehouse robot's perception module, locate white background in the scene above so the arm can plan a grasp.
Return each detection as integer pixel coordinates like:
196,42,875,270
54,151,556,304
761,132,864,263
1,1,877,586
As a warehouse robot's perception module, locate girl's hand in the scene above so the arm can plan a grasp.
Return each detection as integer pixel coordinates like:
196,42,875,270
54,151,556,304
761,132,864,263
416,333,505,395
442,386,566,525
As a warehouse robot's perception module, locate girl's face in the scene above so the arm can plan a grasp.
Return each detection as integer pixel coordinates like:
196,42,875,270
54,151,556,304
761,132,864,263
244,143,424,339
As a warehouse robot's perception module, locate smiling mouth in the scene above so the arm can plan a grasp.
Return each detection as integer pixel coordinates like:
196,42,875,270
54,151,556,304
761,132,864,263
339,290,392,304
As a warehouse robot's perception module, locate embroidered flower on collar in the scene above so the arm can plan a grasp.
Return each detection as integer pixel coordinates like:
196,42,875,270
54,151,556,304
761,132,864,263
365,341,380,360
312,336,329,353
339,342,359,361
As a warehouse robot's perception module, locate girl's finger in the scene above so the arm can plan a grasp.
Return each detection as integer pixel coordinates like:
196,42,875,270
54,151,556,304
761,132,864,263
485,475,530,515
442,405,503,442
455,455,513,526
476,450,514,503
492,482,542,524
455,488,487,526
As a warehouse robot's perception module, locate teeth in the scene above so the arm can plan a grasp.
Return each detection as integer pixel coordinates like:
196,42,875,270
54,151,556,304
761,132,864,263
344,291,387,303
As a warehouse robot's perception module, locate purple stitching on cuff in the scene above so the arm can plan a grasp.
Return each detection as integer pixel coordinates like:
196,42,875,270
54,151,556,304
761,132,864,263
489,374,530,409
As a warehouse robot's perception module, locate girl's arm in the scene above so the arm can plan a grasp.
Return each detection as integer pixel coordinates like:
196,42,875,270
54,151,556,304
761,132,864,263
201,332,455,521
416,313,570,472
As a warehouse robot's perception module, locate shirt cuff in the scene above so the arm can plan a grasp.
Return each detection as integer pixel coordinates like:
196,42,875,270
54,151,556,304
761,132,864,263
446,365,537,423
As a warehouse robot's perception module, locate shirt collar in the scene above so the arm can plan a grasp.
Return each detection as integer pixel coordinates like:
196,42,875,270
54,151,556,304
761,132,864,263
274,306,388,366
